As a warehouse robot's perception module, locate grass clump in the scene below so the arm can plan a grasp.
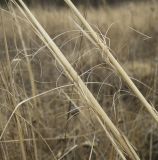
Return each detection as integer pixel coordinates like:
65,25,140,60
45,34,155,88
0,0,158,160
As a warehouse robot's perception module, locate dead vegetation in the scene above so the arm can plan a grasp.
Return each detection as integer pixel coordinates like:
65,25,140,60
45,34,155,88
0,0,158,160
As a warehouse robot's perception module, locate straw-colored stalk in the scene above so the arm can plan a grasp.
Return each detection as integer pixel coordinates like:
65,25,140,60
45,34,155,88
10,6,39,160
63,91,126,160
11,0,140,159
64,0,158,124
1,11,27,160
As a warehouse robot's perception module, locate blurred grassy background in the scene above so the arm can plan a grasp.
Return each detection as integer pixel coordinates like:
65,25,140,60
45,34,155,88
0,0,156,7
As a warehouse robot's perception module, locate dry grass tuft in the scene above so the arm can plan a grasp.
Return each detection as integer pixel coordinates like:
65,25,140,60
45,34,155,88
10,0,141,159
0,0,158,160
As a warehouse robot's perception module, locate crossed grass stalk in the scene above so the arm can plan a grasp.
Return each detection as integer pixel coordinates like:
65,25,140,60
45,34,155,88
64,0,158,124
8,0,140,159
5,0,157,159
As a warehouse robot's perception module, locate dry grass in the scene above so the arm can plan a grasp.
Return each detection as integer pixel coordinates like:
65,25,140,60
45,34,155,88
65,0,158,123
0,0,158,160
